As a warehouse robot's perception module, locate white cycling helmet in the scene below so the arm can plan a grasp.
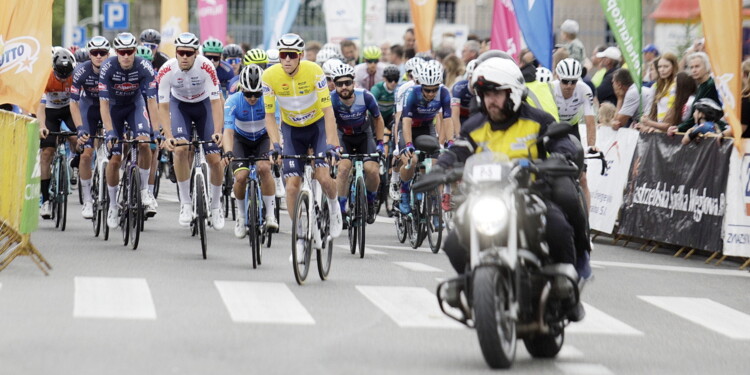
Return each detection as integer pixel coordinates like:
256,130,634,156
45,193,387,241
266,49,280,64
330,62,355,80
276,33,305,52
112,32,137,50
316,48,342,65
174,32,200,50
555,58,583,80
322,58,344,79
87,36,110,50
404,57,424,74
418,60,443,86
239,64,264,92
536,67,554,83
472,57,526,112
464,59,478,80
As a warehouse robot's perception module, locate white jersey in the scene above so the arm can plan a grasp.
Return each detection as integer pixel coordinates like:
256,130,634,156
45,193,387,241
156,55,221,103
395,80,417,113
551,80,594,125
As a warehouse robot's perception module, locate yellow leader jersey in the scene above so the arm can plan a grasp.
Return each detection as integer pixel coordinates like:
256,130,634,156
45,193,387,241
261,60,332,127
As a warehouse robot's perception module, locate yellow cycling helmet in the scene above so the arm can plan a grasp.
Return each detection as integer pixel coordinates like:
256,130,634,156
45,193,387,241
363,46,381,60
243,48,268,66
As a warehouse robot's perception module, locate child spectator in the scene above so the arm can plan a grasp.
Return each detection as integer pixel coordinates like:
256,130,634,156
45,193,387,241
597,102,617,128
681,98,723,145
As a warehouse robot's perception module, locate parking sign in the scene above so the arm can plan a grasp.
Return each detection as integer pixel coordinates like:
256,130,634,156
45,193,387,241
103,2,129,30
71,26,87,48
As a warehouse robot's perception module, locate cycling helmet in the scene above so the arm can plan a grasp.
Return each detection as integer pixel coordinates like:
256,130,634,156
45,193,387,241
363,46,381,60
139,29,161,44
202,38,224,54
694,98,724,122
266,49,280,64
555,58,582,80
415,51,433,60
174,32,200,49
472,57,526,112
404,57,424,74
74,48,90,63
418,60,443,86
112,32,138,50
223,44,243,59
383,65,400,82
330,63,355,80
322,59,343,78
322,43,342,55
316,48,342,65
243,48,268,66
52,49,76,78
239,64,264,92
535,67,554,83
276,33,305,52
86,36,110,50
136,45,154,61
465,59,478,79
475,49,515,66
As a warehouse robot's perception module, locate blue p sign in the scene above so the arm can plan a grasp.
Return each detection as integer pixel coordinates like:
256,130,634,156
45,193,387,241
71,27,86,47
103,2,129,30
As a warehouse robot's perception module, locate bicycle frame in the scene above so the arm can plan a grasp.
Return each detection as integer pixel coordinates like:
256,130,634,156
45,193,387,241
192,141,210,223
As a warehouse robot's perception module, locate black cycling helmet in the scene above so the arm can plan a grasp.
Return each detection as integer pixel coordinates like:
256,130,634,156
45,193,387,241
223,44,243,59
74,48,90,63
383,65,400,82
53,48,75,78
694,98,724,122
139,29,161,44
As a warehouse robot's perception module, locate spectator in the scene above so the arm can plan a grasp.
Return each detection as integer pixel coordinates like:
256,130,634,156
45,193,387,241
480,38,491,54
681,98,723,145
587,45,607,86
404,47,416,60
519,48,538,68
390,44,406,78
597,102,617,128
355,46,386,90
305,40,322,62
741,59,750,137
442,54,465,89
552,47,570,76
461,40,480,65
644,53,679,123
642,44,660,86
560,19,586,64
380,42,391,63
435,46,454,63
595,46,622,105
640,72,696,132
680,38,705,70
672,52,724,133
340,40,359,66
466,33,480,42
612,68,640,129
403,28,416,50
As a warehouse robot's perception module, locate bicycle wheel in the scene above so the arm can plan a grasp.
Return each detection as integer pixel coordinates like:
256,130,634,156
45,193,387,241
291,190,311,285
120,174,130,246
129,168,141,250
102,165,110,241
266,197,280,248
347,179,357,255
248,179,260,269
52,158,62,228
396,213,407,244
78,175,83,204
93,167,102,237
317,198,333,280
355,177,366,258
426,189,443,254
195,174,208,259
59,162,69,232
408,195,422,249
153,163,161,199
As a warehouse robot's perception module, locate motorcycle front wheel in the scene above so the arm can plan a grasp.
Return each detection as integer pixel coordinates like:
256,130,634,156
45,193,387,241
473,266,517,369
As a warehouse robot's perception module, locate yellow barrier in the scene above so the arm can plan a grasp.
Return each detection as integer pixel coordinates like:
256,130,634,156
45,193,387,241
0,110,51,275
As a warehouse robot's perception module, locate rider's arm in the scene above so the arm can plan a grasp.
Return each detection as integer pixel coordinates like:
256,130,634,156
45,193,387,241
401,117,413,145
146,97,160,132
69,67,85,130
156,63,173,138
99,98,113,132
69,100,83,130
97,63,114,132
365,90,384,142
581,84,596,147
264,113,281,145
222,128,235,153
322,106,339,147
584,115,596,147
37,99,47,131
401,88,417,145
210,98,223,136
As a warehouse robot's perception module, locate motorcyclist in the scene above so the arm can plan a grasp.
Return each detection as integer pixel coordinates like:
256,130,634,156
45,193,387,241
437,57,586,321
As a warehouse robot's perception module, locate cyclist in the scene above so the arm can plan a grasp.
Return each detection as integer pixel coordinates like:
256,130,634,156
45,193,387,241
38,48,77,219
261,33,343,239
136,44,162,214
223,65,278,238
98,32,160,228
223,44,244,75
73,48,89,64
70,36,110,219
389,57,423,199
228,48,268,94
354,46,385,90
370,64,400,148
266,49,280,68
450,59,477,140
202,38,234,95
322,58,344,92
329,63,385,224
139,29,170,71
397,60,452,214
157,32,226,230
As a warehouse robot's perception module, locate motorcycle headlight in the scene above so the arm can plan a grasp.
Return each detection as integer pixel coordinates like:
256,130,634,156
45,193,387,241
471,195,508,236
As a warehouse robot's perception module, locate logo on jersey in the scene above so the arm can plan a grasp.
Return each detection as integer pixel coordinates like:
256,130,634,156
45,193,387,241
114,82,138,92
0,36,41,74
156,64,172,84
200,62,219,86
289,110,316,124
70,86,79,95
98,82,107,92
316,77,326,90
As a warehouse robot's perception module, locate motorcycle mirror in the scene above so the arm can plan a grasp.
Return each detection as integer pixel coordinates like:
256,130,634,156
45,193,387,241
415,135,441,154
544,122,573,140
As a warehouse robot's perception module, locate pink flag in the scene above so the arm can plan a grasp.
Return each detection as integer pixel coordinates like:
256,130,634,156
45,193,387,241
197,0,227,43
490,0,522,62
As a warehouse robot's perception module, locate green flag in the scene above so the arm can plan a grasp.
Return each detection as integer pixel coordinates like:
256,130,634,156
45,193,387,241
19,119,40,234
600,0,642,88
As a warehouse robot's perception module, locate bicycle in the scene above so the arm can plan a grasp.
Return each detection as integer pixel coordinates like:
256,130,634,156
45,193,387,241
341,152,380,258
376,137,396,217
175,132,214,259
222,161,237,221
152,147,169,199
283,155,335,285
46,131,76,231
115,135,154,250
87,133,109,239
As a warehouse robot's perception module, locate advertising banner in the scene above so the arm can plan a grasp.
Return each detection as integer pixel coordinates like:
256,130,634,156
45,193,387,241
197,0,227,43
619,134,733,252
263,0,301,50
490,0,522,61
722,140,750,256
323,0,386,46
599,0,642,88
409,0,438,53
161,0,189,58
512,0,553,68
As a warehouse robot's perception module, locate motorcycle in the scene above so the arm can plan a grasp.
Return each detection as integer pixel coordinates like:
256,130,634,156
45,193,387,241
412,125,603,369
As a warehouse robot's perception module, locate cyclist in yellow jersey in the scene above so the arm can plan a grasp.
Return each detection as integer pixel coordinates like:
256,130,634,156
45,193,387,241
262,33,343,238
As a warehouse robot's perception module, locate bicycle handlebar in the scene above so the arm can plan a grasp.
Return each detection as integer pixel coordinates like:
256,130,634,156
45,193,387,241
585,150,607,176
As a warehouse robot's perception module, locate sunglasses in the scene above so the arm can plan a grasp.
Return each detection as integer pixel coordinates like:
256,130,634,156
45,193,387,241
243,91,262,98
116,49,135,56
225,58,242,65
143,43,158,50
176,49,196,57
334,79,354,88
422,86,439,94
386,78,398,83
279,51,300,60
365,59,379,64
204,54,221,61
89,49,109,57
561,79,578,86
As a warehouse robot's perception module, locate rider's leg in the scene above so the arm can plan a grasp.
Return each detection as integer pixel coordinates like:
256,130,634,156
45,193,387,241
79,147,95,203
39,147,55,203
284,176,302,217
233,169,250,218
336,159,352,213
206,152,223,209
148,147,158,194
257,160,277,223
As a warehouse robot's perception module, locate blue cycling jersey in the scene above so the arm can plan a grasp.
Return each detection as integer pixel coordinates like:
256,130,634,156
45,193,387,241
216,61,235,93
450,79,473,122
402,84,452,127
98,56,157,105
227,75,240,94
70,61,102,103
330,88,380,135
224,91,267,141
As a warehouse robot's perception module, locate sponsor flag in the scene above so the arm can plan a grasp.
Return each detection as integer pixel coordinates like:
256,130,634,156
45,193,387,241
161,0,189,58
512,0,553,68
490,0,522,62
0,0,53,115
699,0,743,153
323,0,386,46
599,0,642,88
409,0,438,53
263,0,301,50
198,0,228,44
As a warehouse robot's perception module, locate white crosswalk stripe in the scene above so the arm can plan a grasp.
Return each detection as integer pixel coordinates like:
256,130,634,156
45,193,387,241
215,281,315,325
556,363,615,375
334,244,387,255
567,302,643,335
393,261,444,272
639,296,750,339
356,285,464,329
73,277,156,320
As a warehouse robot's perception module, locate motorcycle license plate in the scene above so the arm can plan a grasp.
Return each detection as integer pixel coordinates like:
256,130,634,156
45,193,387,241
472,164,503,182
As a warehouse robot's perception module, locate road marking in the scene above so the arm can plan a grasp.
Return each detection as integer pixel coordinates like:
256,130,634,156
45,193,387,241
368,243,431,252
639,296,750,339
215,281,314,325
73,277,156,320
567,303,643,335
374,215,394,225
393,261,443,272
591,260,750,278
157,192,179,203
556,363,614,375
356,286,463,329
334,245,387,255
556,345,585,360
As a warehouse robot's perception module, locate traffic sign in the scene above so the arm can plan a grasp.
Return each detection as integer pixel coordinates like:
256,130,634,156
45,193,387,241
71,26,87,48
103,2,129,30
